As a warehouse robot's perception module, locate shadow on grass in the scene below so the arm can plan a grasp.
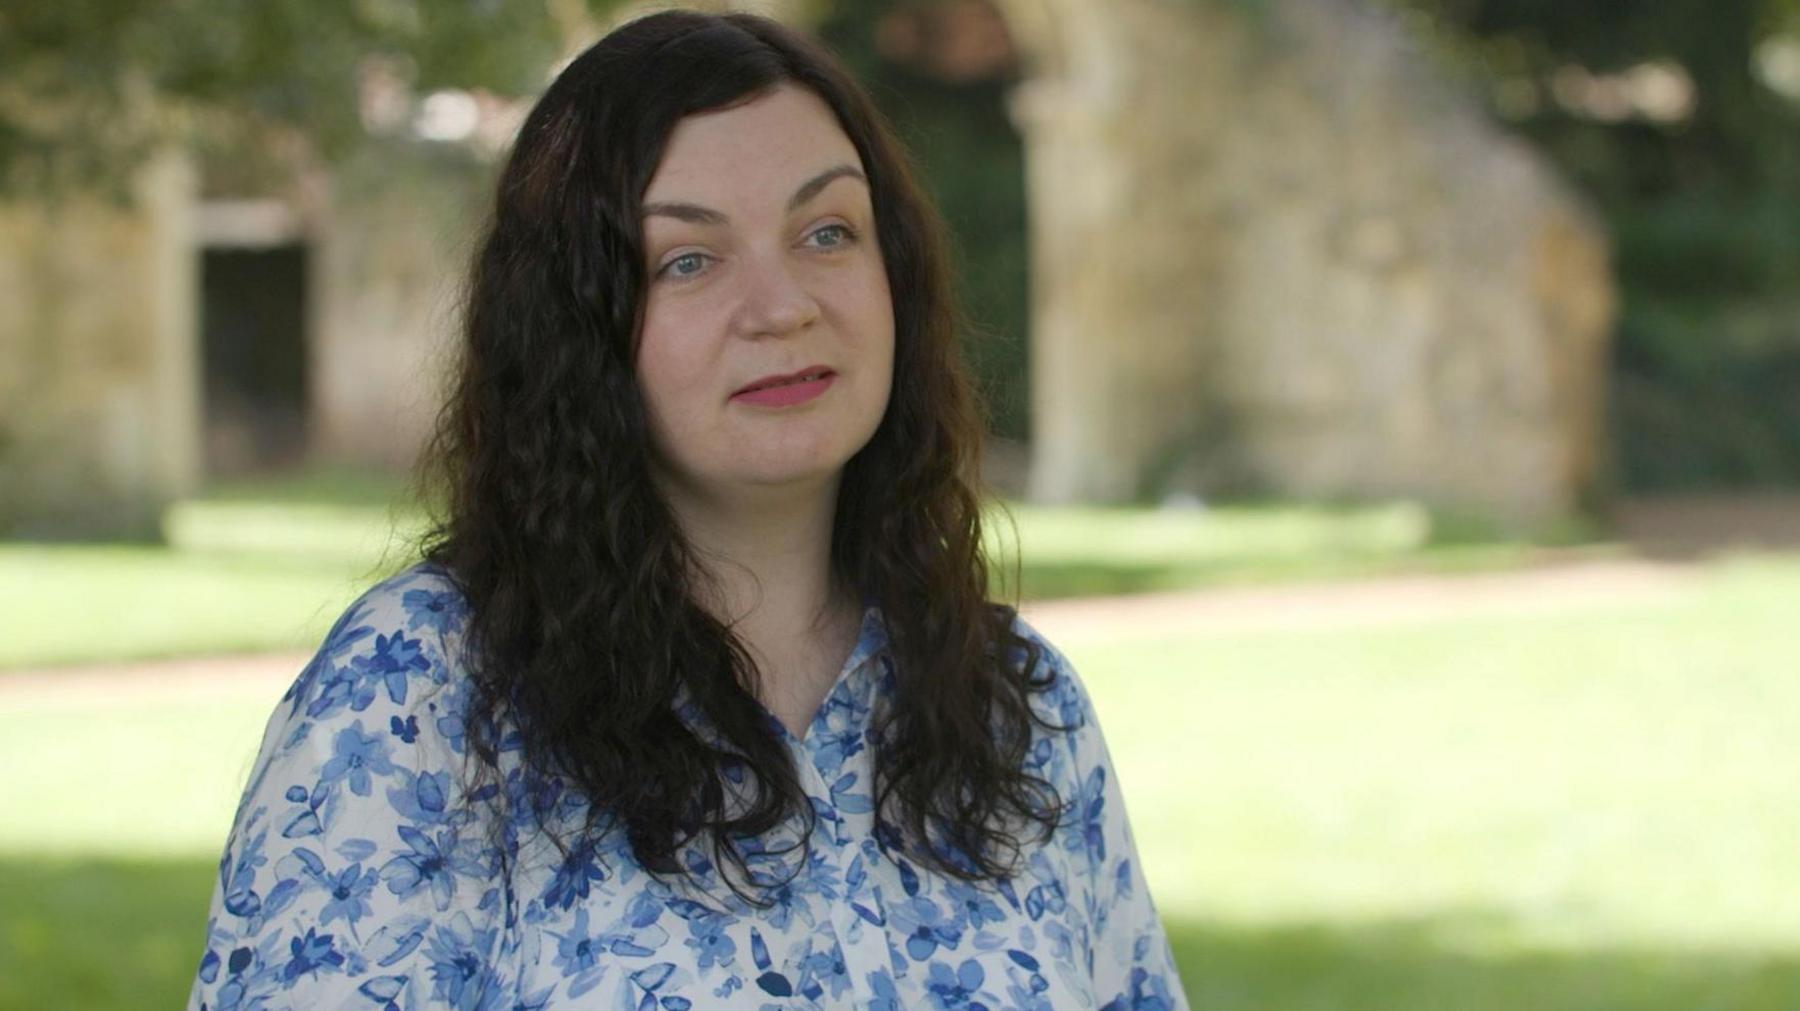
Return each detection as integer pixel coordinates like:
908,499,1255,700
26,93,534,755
0,856,215,1010
4,858,1794,1010
1165,910,1799,1010
1013,561,1204,599
1010,543,1559,601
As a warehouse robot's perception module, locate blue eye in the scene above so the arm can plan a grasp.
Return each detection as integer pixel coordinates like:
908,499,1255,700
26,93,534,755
656,225,855,282
660,252,709,279
810,224,856,248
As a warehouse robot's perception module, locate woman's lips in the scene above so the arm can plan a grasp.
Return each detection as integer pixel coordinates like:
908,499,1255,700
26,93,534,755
730,372,836,407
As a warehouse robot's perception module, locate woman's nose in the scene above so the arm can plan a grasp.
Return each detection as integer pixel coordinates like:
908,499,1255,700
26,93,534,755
734,253,821,339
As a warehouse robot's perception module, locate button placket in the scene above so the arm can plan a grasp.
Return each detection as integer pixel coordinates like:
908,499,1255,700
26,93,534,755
792,659,894,1006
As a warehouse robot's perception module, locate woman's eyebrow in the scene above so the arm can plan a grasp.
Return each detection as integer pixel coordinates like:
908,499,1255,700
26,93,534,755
642,163,867,225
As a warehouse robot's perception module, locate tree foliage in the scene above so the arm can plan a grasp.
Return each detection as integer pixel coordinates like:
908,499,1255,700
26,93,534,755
816,0,1032,441
0,0,592,199
1386,0,1800,489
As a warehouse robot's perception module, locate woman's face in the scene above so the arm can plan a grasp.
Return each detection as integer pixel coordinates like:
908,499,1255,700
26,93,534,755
635,83,895,509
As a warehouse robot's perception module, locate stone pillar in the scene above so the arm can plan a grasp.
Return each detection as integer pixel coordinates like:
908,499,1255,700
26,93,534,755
1003,0,1237,503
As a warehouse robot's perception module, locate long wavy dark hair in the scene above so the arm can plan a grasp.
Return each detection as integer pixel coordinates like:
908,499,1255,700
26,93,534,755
417,9,1064,899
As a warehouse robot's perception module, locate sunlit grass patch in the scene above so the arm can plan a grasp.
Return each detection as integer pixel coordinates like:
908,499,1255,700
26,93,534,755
0,685,277,857
987,499,1607,599
0,471,425,669
1076,552,1800,959
1,468,1582,668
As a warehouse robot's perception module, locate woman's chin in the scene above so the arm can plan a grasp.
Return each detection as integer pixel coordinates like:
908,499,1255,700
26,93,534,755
732,456,850,492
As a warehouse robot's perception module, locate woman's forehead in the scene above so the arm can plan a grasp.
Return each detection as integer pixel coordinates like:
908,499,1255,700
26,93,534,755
642,85,865,212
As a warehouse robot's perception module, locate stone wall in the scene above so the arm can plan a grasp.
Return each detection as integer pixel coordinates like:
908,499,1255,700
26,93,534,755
308,146,489,470
0,150,200,538
1000,0,1616,528
0,137,484,538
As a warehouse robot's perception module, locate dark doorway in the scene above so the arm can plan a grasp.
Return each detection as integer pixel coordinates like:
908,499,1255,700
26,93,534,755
200,245,309,475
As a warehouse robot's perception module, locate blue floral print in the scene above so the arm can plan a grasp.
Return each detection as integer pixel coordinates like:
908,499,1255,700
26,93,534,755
188,564,1186,1009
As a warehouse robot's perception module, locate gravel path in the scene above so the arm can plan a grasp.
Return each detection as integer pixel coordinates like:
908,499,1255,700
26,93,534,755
0,555,1697,708
1017,555,1692,640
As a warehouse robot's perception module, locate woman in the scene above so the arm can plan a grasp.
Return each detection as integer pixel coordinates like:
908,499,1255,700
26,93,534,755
188,10,1184,1010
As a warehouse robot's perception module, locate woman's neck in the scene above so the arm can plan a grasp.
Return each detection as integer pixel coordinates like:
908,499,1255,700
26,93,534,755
659,473,862,734
666,475,841,625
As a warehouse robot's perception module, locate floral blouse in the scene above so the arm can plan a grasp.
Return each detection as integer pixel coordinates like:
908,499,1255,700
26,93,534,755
187,563,1186,1010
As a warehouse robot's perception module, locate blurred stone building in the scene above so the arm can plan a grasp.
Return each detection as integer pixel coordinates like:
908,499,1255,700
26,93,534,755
0,0,1614,538
0,152,202,538
992,0,1616,526
0,100,496,537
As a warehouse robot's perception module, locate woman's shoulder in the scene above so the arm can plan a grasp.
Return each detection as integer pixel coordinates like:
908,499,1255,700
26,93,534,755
191,562,504,1008
237,559,488,849
274,560,475,741
1002,609,1099,733
329,560,471,650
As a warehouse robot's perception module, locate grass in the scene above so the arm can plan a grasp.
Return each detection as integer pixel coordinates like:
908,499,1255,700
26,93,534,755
0,469,1597,669
0,858,217,1010
1087,554,1800,949
0,470,430,669
2,551,1797,1008
986,498,1599,599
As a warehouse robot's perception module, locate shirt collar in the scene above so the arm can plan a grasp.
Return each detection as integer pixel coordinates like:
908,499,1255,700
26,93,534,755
840,602,890,684
670,603,891,744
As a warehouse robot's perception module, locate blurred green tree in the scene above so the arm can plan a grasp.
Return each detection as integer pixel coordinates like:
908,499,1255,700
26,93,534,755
1384,0,1800,489
0,0,589,200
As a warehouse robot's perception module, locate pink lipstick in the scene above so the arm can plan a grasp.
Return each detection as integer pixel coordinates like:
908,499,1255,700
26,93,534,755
730,366,836,407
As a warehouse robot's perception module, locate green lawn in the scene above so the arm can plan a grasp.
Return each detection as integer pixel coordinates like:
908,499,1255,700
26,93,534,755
0,470,429,669
0,470,1595,669
3,552,1796,1009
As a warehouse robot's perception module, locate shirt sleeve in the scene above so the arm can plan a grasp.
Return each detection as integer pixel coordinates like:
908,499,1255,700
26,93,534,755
1026,623,1190,1011
186,566,513,1011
